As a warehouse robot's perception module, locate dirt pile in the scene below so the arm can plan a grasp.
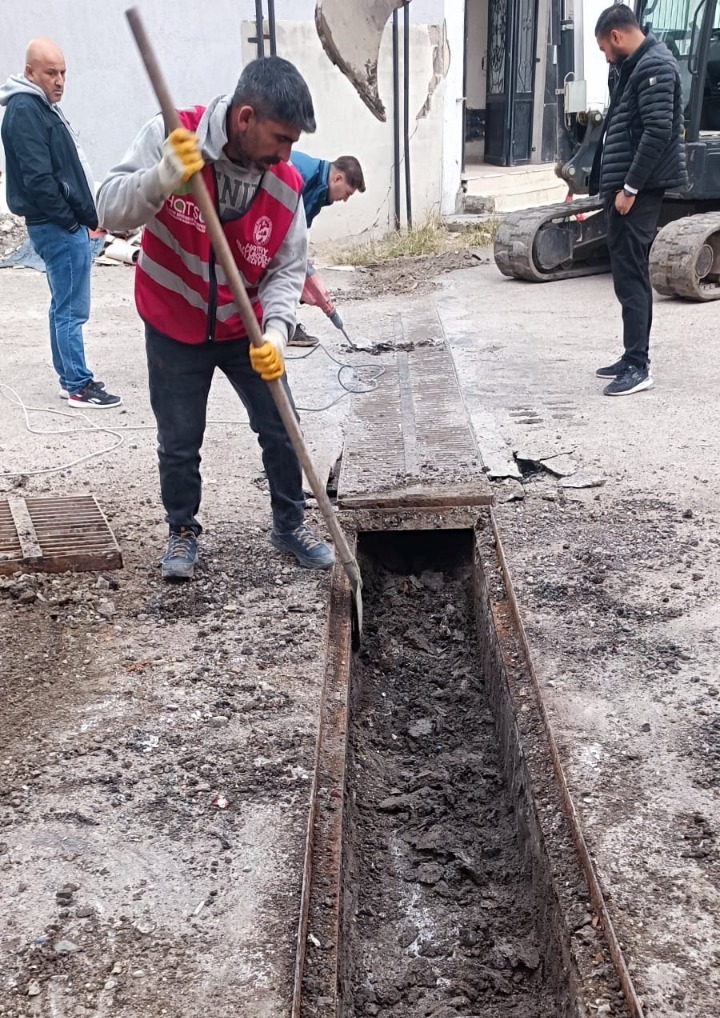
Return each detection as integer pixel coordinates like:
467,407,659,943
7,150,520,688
336,250,488,302
0,212,27,258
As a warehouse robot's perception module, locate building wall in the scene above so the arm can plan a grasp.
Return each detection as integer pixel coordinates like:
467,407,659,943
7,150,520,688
0,0,451,238
243,19,450,242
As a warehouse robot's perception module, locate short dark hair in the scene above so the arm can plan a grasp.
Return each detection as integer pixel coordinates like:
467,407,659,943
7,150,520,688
595,4,639,37
331,155,366,192
232,57,316,133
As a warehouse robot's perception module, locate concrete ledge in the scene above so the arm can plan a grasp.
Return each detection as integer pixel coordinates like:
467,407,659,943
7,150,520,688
444,213,504,233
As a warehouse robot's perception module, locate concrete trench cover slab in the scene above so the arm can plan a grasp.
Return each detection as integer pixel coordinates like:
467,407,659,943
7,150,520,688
338,342,492,510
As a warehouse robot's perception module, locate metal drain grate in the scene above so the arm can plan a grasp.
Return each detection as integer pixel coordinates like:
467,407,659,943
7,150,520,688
338,342,492,509
0,495,122,575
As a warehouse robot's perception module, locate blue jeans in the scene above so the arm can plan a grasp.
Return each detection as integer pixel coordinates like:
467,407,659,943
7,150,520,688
145,324,305,534
27,223,93,394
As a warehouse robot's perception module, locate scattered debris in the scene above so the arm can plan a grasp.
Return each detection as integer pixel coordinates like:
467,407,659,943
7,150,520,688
558,472,606,490
0,214,141,271
54,940,81,955
494,478,525,503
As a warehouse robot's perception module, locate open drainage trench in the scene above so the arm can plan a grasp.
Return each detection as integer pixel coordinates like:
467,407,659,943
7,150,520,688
297,520,635,1018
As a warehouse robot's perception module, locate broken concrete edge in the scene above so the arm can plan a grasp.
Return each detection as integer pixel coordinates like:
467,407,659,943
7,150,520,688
416,20,450,121
508,449,606,489
558,472,606,489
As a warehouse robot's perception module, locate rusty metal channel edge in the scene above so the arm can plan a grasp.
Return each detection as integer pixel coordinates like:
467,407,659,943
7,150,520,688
291,558,352,1018
489,509,645,1018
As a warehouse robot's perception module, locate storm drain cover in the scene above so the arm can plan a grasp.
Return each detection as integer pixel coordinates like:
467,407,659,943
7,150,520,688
0,495,122,575
338,341,492,509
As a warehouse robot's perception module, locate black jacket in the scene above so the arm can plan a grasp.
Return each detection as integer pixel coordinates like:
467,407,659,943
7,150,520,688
590,35,687,198
0,90,98,231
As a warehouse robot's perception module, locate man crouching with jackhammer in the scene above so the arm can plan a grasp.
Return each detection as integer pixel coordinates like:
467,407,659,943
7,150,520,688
97,58,335,580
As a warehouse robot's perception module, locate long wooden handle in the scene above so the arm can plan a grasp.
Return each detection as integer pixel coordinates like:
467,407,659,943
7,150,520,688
125,7,362,587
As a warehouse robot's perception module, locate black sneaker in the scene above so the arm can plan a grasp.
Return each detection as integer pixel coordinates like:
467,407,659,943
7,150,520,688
603,365,653,397
271,524,335,569
59,379,105,399
162,529,198,581
289,323,319,347
68,383,121,408
595,358,627,378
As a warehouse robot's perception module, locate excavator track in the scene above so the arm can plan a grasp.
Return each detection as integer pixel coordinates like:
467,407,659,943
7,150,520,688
494,197,608,282
650,213,720,301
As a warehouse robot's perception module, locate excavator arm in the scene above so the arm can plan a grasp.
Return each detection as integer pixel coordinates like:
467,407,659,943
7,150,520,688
315,0,407,121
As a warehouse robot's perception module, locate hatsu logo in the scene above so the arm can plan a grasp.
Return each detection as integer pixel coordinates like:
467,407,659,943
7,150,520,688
167,195,206,230
253,215,273,245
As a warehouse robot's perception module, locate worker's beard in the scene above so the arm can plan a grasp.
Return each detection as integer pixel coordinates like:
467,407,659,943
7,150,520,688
224,137,279,173
255,156,281,172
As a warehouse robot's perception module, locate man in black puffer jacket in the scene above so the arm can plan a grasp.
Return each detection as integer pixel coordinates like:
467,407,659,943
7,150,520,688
0,38,120,407
589,5,687,397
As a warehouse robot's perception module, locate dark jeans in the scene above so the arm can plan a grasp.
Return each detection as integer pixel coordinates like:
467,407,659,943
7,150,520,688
605,190,664,370
27,222,94,393
145,324,305,535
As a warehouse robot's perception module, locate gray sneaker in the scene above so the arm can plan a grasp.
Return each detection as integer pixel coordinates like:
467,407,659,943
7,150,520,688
162,529,198,580
271,524,335,569
289,323,319,347
603,365,653,396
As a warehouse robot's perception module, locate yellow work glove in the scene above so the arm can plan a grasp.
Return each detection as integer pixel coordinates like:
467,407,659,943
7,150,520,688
249,327,286,381
157,128,204,194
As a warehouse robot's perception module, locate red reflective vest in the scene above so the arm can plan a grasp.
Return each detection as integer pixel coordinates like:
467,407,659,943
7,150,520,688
135,105,302,344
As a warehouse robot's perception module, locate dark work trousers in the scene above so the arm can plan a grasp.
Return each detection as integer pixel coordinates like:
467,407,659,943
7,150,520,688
145,324,305,535
604,190,664,369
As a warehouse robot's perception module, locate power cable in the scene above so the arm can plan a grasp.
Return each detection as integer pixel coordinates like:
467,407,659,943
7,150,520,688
0,343,384,478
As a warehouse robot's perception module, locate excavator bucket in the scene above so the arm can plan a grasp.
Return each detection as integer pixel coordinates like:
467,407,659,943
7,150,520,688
315,0,406,121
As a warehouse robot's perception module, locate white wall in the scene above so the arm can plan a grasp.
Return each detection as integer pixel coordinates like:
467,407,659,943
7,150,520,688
250,19,448,242
581,0,616,109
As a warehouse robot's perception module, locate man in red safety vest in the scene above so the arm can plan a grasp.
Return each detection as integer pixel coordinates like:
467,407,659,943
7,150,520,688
97,58,335,580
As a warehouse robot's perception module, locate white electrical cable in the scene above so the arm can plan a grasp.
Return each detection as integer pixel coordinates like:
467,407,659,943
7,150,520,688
0,343,384,479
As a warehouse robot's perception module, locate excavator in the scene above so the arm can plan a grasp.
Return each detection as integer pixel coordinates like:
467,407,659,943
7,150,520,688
493,0,720,300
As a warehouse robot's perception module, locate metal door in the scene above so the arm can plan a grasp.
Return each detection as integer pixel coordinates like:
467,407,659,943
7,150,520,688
484,0,538,164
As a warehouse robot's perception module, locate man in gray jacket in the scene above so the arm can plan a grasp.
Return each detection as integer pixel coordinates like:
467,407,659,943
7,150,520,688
590,5,686,396
97,57,335,580
0,38,121,407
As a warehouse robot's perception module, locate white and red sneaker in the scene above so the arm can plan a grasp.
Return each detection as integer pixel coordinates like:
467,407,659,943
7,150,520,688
67,381,122,409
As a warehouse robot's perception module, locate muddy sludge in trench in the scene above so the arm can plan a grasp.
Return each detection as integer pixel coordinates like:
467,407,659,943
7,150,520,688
339,528,576,1018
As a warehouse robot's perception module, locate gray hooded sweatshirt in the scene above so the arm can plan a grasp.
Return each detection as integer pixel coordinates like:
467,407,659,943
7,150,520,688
96,95,306,342
0,74,96,196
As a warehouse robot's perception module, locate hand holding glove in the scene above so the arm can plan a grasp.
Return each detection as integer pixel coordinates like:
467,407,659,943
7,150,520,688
249,327,286,382
157,128,204,194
